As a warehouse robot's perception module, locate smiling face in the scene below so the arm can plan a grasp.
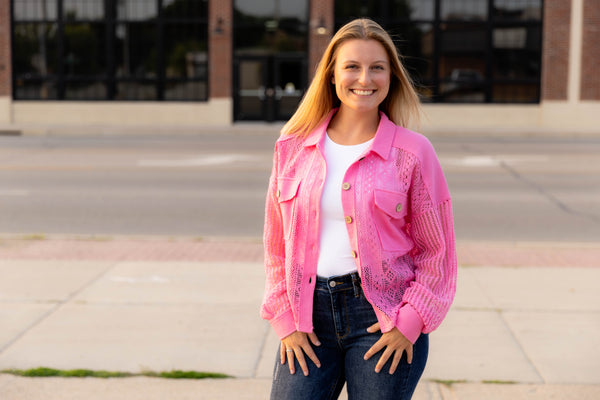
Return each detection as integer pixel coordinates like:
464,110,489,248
331,39,391,116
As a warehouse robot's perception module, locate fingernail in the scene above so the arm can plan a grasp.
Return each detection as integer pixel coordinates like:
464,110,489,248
316,363,321,368
303,371,308,376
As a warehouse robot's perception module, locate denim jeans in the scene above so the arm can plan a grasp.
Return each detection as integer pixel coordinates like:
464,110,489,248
270,272,428,400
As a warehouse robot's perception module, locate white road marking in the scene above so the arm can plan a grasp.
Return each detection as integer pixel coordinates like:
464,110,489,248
0,189,30,196
442,155,549,167
137,154,259,167
110,275,170,284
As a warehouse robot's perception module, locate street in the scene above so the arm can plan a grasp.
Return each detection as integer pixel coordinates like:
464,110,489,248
1,131,599,242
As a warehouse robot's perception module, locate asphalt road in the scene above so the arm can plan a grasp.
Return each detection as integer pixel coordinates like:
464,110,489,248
1,131,599,242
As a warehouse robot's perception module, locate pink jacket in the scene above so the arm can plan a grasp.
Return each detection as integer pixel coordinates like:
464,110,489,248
261,110,457,343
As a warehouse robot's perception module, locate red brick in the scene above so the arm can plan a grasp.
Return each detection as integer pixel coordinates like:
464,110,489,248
0,0,11,96
581,0,600,100
209,0,232,99
309,0,334,80
541,0,571,101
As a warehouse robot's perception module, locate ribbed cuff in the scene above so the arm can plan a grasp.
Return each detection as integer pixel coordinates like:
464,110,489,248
270,309,297,340
395,304,424,344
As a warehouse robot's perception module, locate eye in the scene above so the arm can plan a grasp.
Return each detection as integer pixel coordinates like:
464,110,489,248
345,64,358,70
372,65,385,70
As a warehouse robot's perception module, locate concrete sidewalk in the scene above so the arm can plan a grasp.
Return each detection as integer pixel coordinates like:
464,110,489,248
0,237,599,399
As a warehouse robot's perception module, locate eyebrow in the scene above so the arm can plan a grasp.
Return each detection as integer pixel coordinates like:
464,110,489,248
342,60,389,64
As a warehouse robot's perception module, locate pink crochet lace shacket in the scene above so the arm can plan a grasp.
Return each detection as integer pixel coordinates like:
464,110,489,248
261,110,457,344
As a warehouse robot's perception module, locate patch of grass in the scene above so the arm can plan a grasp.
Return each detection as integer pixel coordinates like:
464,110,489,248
432,379,467,386
1,367,230,380
482,380,517,385
20,234,46,241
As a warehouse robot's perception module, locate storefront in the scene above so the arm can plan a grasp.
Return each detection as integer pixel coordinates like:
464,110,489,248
0,0,598,131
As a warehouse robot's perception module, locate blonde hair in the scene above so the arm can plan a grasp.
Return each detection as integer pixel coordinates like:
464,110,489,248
282,18,422,137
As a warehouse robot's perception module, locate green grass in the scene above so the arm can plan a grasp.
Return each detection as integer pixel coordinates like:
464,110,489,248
1,367,230,380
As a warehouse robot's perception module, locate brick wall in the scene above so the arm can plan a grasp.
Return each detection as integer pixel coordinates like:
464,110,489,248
0,0,11,97
209,0,232,99
309,0,334,80
580,0,600,100
541,0,571,100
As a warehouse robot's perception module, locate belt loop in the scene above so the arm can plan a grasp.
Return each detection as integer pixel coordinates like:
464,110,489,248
352,273,360,298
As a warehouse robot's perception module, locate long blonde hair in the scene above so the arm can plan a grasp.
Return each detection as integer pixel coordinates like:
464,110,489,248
282,18,422,137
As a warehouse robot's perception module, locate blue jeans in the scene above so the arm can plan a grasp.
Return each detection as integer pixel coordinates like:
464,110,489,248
270,272,428,400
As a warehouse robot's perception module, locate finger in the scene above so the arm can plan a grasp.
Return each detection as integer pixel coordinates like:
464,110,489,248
308,332,321,346
366,322,380,333
364,338,384,361
280,344,286,365
286,350,296,374
388,349,403,374
302,343,321,369
295,349,310,376
375,348,394,374
407,344,414,365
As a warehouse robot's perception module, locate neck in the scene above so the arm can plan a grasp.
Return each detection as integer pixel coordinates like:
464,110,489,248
327,107,380,145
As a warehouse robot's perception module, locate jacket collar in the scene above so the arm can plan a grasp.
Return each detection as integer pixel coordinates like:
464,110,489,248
303,109,396,160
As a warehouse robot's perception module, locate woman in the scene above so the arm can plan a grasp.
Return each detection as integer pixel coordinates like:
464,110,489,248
261,18,456,400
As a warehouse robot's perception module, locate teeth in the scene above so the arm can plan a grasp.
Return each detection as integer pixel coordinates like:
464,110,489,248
352,89,374,96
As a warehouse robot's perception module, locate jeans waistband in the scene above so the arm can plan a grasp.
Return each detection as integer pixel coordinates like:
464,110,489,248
316,272,361,296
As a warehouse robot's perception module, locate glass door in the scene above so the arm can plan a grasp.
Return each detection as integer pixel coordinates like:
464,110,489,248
234,55,306,122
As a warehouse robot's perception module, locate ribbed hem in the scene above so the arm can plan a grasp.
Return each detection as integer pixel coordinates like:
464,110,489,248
270,310,297,340
395,304,424,344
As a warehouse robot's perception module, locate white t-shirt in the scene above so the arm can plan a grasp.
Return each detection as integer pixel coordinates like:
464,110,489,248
317,133,373,278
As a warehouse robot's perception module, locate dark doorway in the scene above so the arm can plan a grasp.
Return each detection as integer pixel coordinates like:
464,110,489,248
234,54,307,121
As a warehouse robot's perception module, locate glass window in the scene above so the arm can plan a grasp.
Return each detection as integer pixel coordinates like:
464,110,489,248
493,0,542,21
389,23,434,83
63,0,104,20
335,0,379,19
441,0,488,21
235,0,308,22
12,23,58,76
493,26,541,79
64,81,107,100
387,0,435,20
162,0,208,20
64,23,106,76
115,22,158,78
164,23,208,79
13,0,58,20
14,79,58,99
117,0,158,21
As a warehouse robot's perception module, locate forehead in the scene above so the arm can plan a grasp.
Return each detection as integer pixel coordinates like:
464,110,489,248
336,39,388,62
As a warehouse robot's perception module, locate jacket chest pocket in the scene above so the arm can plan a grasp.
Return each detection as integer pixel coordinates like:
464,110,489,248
277,177,301,240
373,189,413,253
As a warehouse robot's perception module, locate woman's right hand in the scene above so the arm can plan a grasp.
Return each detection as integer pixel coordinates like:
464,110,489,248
280,331,322,376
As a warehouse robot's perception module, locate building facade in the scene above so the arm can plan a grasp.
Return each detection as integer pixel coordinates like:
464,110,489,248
0,0,599,132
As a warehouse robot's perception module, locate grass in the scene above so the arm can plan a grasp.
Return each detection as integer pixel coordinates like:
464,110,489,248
1,367,230,380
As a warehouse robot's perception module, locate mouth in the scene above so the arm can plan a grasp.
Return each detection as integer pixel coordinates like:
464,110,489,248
351,89,375,96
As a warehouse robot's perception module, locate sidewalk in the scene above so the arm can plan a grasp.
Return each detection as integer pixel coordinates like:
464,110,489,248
1,236,599,399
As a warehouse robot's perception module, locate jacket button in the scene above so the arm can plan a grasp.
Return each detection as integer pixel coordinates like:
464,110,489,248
396,203,403,212
329,281,337,288
342,182,351,190
351,250,357,258
276,189,281,198
345,216,353,224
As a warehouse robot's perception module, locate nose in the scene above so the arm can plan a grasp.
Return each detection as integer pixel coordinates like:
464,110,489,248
358,69,371,85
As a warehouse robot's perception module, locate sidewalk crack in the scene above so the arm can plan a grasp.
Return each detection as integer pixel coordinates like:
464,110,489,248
0,262,118,356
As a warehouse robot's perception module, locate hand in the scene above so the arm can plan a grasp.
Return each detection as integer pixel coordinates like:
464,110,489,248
363,322,413,374
280,331,322,376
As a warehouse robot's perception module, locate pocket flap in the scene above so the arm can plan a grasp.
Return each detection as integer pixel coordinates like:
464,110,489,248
374,189,408,218
276,177,301,202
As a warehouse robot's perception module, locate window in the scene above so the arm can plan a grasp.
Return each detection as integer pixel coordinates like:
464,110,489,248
335,0,543,103
11,0,208,101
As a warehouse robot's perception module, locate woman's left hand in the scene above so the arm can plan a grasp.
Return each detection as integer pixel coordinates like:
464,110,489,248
363,322,413,374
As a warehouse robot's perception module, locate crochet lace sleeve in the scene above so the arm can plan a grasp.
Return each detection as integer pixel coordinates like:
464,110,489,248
260,143,295,338
401,158,457,337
